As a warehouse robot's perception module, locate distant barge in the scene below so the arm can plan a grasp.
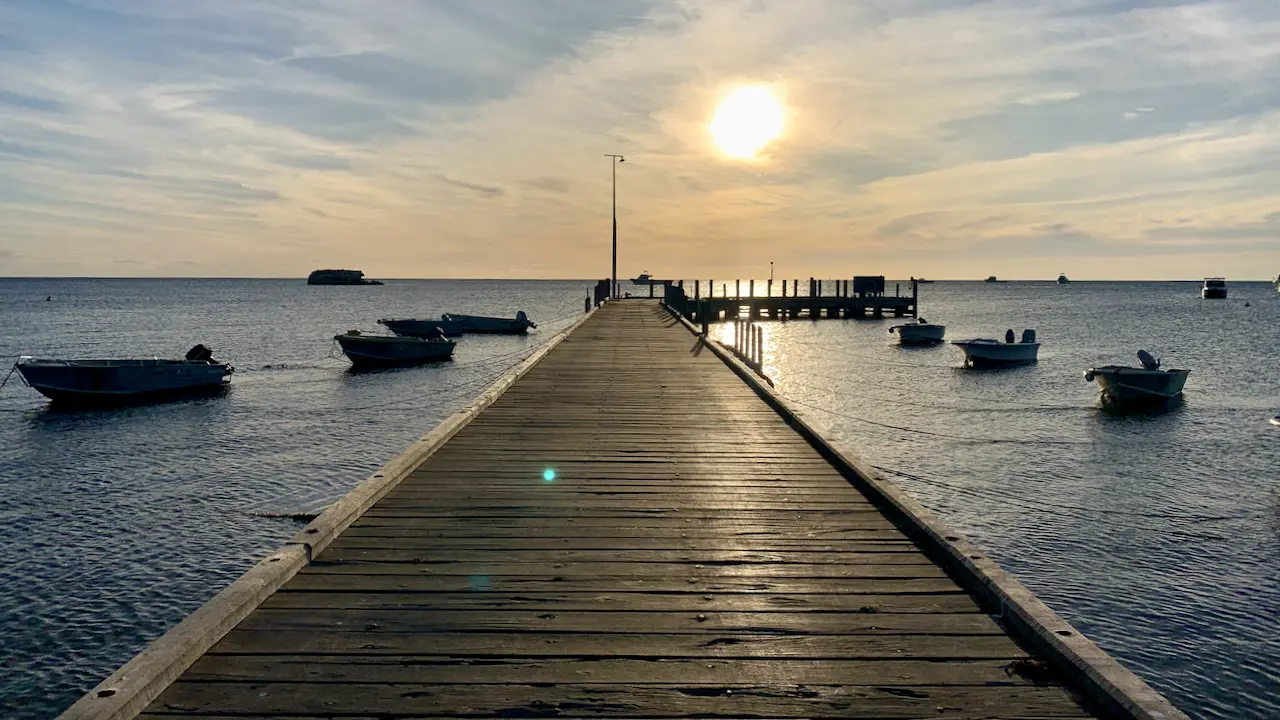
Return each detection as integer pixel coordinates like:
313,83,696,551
307,269,383,285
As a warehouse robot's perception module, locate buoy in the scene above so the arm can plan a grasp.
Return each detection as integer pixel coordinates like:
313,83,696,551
1271,416,1280,427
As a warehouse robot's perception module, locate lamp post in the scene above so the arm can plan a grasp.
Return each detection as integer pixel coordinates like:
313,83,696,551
605,153,624,298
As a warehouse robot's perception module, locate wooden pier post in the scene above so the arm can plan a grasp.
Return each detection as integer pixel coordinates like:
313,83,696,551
767,279,773,297
749,279,755,298
694,280,700,300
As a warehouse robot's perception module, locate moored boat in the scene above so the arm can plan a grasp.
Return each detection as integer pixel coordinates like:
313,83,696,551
378,317,464,338
889,319,946,345
952,330,1039,367
14,344,232,405
1201,278,1227,299
631,272,670,285
1084,350,1189,411
442,312,536,335
334,331,456,369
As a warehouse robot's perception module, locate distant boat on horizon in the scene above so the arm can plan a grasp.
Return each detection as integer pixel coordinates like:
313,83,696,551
1057,273,1070,284
984,276,1007,283
1202,278,1227,299
631,272,670,285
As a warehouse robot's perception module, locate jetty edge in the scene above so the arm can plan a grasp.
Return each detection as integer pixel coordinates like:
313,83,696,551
664,303,1189,720
57,306,598,720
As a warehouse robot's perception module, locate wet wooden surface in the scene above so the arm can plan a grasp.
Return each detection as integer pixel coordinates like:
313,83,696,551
142,301,1094,718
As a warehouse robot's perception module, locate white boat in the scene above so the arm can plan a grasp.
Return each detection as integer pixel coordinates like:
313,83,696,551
14,344,232,404
378,317,465,338
1202,278,1227,299
442,311,536,335
334,331,456,369
1084,350,1189,410
889,319,946,345
1057,273,1070,284
952,330,1039,367
631,272,670,284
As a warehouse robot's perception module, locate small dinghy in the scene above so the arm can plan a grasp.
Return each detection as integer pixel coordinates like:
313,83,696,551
442,311,536,335
889,318,946,345
952,329,1039,367
334,331,456,369
14,344,232,405
1085,350,1189,410
378,317,464,338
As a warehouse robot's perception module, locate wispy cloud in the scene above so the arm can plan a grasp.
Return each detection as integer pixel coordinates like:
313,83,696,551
0,0,1278,278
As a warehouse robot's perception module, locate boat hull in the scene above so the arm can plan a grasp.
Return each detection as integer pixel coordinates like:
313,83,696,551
336,334,456,368
1086,367,1189,409
16,360,231,405
1201,288,1227,299
952,340,1039,367
378,318,465,338
443,313,535,335
891,324,946,345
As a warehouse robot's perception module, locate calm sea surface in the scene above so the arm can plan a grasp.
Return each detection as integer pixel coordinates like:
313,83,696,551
1,278,1277,718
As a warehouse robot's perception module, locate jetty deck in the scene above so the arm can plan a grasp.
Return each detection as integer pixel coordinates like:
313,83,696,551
74,300,1183,719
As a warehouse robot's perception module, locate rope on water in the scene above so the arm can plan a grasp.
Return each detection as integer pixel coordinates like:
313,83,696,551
783,339,959,370
783,394,1091,446
0,362,21,392
872,465,1260,539
782,369,1078,412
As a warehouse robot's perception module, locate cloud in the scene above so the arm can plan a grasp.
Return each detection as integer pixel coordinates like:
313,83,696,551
437,175,505,197
0,0,1278,279
521,176,573,193
1016,91,1081,105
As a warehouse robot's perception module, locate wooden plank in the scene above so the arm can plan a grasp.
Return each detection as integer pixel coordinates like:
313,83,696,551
278,574,966,594
261,591,982,614
232,609,1004,635
143,682,1091,718
209,630,1032,659
313,548,934,565
182,656,1034,686
300,562,951,579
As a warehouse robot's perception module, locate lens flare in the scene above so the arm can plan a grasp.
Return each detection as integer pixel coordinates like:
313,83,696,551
542,468,556,482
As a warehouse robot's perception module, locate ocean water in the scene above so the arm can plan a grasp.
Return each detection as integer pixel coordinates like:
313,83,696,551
0,278,1276,718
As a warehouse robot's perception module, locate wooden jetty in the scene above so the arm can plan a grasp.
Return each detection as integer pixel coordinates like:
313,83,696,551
664,276,917,322
65,300,1185,720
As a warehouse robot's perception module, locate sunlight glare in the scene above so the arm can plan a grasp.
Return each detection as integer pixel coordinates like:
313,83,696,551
710,86,783,159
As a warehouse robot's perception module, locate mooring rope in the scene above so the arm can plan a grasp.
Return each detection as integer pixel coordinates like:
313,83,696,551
0,362,21,392
782,393,1091,446
874,464,1261,529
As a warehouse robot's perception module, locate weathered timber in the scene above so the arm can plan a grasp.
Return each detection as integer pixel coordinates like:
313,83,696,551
66,300,1185,720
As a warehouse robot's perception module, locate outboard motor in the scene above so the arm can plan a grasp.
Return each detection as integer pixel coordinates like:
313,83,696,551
516,310,536,329
1020,329,1036,344
185,344,213,363
1137,349,1160,370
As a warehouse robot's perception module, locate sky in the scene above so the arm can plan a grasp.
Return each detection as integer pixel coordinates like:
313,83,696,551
1,0,1279,280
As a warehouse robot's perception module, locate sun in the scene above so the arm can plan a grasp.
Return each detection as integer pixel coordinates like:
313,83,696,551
710,86,783,159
